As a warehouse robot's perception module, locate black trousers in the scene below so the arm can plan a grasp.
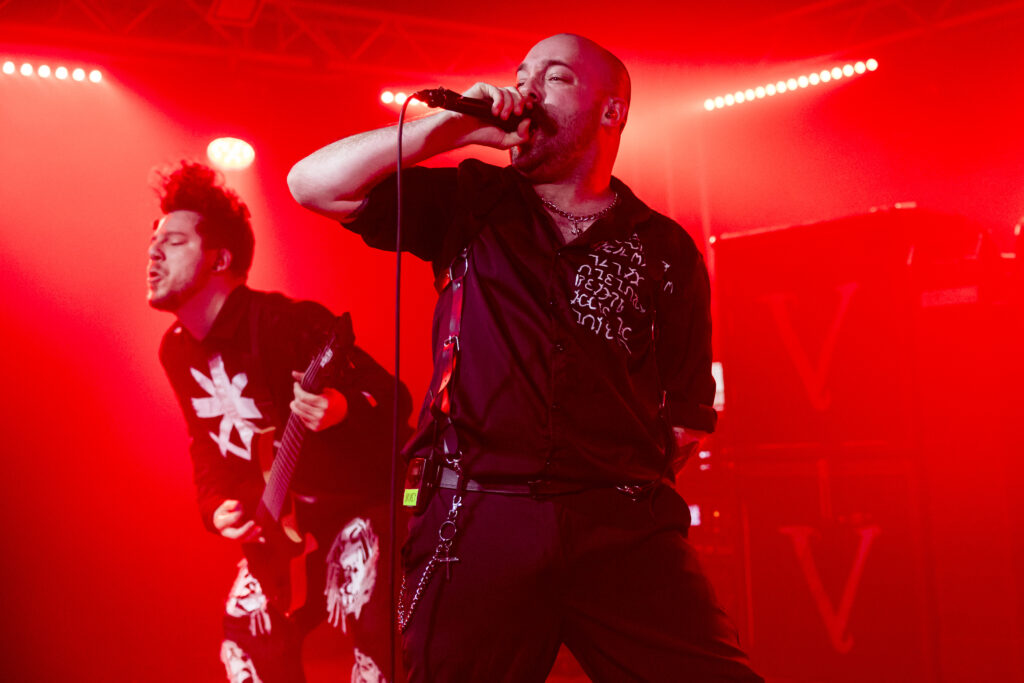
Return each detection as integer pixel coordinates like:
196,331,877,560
222,502,395,683
400,484,763,682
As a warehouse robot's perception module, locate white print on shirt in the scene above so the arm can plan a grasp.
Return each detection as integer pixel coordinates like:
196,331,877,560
660,260,675,294
226,559,272,636
220,639,263,683
571,234,649,353
352,647,387,683
190,354,263,461
326,517,380,633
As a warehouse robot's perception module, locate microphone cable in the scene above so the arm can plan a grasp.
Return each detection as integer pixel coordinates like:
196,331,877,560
387,94,415,683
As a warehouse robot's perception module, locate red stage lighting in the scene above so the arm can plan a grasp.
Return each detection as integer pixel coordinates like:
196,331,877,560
206,137,255,171
3,61,15,75
689,504,702,527
55,66,68,80
20,63,33,76
71,68,85,81
703,59,879,112
380,89,430,109
88,69,102,83
37,65,51,78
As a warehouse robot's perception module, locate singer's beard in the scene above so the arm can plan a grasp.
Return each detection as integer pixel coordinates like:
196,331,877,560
511,106,600,183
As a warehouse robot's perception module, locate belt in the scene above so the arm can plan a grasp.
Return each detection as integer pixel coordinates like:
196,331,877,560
437,467,663,499
437,467,594,497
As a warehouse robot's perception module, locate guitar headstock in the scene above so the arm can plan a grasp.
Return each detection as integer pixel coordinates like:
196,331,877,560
300,313,355,394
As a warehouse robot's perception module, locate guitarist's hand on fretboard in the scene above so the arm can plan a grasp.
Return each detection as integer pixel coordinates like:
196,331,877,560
289,370,350,432
213,499,265,543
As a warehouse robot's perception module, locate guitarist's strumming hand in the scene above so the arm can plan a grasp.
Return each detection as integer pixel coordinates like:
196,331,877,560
213,499,264,543
289,370,349,432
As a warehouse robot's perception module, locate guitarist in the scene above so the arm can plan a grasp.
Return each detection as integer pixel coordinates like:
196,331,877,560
147,161,409,683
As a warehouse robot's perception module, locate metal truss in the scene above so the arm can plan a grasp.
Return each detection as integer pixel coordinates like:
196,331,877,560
733,0,1024,64
1,0,1022,79
0,0,536,80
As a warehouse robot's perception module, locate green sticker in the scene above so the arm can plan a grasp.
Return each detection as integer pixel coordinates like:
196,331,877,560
403,488,419,507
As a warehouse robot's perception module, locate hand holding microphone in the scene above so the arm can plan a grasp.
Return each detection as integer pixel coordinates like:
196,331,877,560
414,86,531,132
414,83,537,146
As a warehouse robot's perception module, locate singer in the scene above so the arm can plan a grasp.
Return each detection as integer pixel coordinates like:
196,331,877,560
288,33,762,682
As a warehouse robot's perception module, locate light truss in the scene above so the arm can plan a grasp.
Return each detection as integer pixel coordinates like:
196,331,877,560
0,0,1021,81
0,0,535,80
729,0,1024,62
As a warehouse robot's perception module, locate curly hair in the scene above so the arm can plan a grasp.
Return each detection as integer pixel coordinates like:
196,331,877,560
153,161,254,277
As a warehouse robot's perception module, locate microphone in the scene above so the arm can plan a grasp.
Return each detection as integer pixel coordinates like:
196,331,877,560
413,87,528,133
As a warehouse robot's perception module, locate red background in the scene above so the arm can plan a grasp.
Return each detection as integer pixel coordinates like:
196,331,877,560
1,2,1022,680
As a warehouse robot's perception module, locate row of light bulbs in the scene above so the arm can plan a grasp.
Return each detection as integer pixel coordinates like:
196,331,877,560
377,60,879,115
2,60,103,83
704,59,878,111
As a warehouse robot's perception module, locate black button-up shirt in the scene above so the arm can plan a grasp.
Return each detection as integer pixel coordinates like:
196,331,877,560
158,285,407,530
347,160,715,485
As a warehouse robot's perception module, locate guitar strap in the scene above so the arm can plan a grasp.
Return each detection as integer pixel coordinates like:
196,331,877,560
428,244,470,490
397,244,471,633
247,291,278,429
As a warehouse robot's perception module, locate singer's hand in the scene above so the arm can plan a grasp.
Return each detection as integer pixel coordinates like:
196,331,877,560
461,82,532,148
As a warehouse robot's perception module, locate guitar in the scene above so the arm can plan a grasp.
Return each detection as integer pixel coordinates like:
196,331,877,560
242,313,355,616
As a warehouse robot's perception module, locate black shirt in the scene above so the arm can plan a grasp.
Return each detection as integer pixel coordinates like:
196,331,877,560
346,160,715,485
158,285,408,531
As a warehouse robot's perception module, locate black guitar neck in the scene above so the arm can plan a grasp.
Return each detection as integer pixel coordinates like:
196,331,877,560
256,313,353,522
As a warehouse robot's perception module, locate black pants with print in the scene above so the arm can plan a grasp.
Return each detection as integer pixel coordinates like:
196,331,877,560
400,484,763,682
221,501,396,683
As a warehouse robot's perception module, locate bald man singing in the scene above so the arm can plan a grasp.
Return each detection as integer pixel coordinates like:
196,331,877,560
289,33,762,682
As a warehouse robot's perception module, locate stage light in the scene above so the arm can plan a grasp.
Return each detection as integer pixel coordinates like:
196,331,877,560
38,65,51,78
206,137,256,171
20,63,33,76
3,61,14,75
72,68,85,81
712,361,724,411
55,66,68,79
394,92,408,105
88,69,102,83
702,58,878,112
689,504,701,527
381,90,395,104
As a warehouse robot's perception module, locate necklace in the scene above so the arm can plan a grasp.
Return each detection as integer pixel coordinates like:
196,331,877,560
540,192,619,236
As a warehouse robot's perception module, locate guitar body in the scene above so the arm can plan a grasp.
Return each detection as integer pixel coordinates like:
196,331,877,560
239,314,353,617
242,428,318,616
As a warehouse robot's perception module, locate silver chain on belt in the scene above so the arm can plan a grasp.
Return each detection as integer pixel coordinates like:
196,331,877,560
396,490,463,632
